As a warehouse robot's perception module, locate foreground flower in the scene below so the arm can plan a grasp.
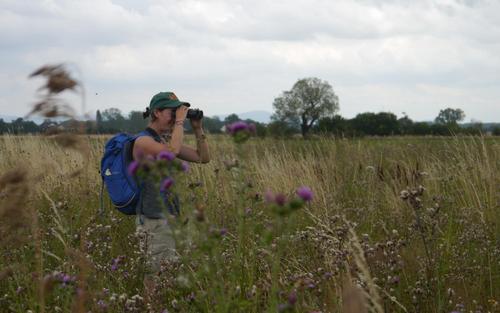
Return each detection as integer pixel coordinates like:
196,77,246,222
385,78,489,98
264,190,275,203
226,120,257,143
274,193,287,206
160,177,174,192
181,161,190,172
296,186,313,202
157,150,175,161
226,121,249,135
127,160,140,176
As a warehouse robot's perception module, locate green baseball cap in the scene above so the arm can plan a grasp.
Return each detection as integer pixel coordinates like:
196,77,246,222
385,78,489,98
149,92,190,111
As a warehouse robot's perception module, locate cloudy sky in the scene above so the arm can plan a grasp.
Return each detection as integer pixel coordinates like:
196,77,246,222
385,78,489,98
1,0,499,122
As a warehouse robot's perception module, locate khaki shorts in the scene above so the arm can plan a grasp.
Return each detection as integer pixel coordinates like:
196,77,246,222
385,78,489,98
136,216,177,274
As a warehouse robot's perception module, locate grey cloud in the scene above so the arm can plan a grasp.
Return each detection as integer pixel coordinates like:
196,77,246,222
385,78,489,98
1,0,499,122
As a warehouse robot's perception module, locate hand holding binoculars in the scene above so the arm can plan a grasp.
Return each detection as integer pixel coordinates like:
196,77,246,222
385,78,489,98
176,103,204,120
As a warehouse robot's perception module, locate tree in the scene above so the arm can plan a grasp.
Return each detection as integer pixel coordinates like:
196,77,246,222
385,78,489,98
493,126,500,136
102,108,124,121
224,114,240,124
128,111,147,133
316,115,350,137
202,116,225,134
267,120,298,137
412,122,431,135
96,110,103,133
398,113,414,135
272,77,339,137
351,112,399,136
435,108,465,125
102,108,125,132
0,119,6,134
9,118,40,134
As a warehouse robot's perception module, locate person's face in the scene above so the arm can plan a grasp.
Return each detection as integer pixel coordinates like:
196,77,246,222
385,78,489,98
154,108,175,131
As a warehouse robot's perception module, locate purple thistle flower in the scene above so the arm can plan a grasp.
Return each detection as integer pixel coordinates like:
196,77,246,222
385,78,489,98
62,274,72,284
296,186,313,202
160,177,174,192
157,150,175,161
111,264,118,271
181,161,190,172
274,193,287,206
227,121,249,134
127,160,140,176
220,228,228,236
264,190,275,203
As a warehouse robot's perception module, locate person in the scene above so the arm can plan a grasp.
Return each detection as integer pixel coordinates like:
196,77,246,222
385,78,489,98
132,91,210,293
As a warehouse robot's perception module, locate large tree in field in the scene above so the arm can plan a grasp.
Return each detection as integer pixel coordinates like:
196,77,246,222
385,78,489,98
435,108,465,125
272,77,339,137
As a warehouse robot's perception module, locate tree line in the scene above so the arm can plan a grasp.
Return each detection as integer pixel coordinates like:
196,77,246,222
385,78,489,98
1,109,498,137
1,77,499,136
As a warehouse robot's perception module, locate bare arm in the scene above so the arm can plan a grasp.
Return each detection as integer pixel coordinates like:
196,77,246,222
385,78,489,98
177,127,210,163
133,136,174,159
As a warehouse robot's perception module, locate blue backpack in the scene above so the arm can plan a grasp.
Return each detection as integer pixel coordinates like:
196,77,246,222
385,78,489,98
99,131,151,215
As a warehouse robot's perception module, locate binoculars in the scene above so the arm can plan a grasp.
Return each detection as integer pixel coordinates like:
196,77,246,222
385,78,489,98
186,108,204,120
173,103,204,120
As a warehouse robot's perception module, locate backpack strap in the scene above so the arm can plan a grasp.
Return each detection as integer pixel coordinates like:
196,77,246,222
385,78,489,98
143,127,163,143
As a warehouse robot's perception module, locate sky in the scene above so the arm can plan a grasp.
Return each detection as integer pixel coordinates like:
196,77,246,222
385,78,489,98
1,0,499,122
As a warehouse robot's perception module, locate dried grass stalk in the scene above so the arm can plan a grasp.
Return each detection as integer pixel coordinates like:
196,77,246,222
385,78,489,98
0,168,31,247
342,278,368,313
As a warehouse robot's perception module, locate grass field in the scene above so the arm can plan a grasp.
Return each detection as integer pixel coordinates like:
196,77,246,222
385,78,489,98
0,134,499,313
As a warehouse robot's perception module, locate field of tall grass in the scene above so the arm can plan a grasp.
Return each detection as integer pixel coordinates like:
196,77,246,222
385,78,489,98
0,134,499,313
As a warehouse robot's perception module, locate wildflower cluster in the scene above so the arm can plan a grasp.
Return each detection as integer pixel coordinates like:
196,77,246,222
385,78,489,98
127,150,189,194
40,271,77,295
226,120,257,143
264,186,313,216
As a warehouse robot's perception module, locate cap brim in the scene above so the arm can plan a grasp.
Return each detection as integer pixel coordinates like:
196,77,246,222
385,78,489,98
156,101,190,109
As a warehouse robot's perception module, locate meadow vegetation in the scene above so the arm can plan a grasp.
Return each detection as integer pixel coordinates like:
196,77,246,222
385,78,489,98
1,134,499,313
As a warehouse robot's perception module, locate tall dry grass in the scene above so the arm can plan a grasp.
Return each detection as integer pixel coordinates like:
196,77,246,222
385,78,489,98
0,134,499,312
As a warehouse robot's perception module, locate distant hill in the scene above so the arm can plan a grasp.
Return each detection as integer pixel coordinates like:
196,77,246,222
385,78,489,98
0,115,19,123
461,122,500,130
213,110,272,123
0,115,83,125
0,114,51,124
1,111,273,125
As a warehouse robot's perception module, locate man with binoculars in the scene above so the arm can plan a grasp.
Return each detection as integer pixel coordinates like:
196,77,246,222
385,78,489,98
133,91,210,297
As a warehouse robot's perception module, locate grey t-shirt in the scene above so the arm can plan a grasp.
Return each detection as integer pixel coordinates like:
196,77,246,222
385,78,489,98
138,179,165,219
138,179,180,218
133,129,180,219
